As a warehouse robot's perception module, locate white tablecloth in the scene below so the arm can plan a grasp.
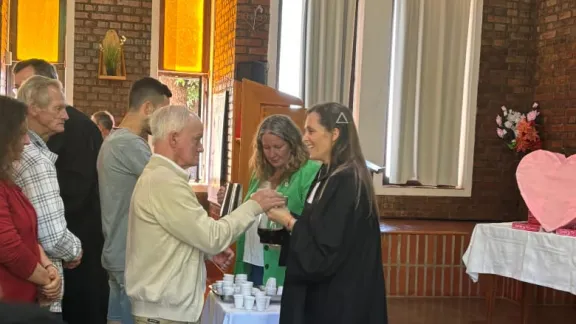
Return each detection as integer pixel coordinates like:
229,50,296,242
462,222,576,295
200,292,280,324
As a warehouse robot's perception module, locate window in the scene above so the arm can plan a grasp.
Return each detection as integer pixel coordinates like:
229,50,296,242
11,0,65,63
153,0,211,184
276,0,305,99
8,0,71,97
353,0,482,196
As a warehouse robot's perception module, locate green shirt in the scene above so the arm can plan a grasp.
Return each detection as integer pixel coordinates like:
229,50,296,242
233,160,320,285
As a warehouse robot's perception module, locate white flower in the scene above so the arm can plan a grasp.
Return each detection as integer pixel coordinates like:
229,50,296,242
504,121,513,129
533,102,539,108
501,106,507,111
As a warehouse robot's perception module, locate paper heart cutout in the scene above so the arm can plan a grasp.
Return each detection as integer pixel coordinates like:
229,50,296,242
516,150,576,232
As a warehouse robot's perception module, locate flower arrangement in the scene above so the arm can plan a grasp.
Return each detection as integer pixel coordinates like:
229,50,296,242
496,102,542,154
99,31,127,76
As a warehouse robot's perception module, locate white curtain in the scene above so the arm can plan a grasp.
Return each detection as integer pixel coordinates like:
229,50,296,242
387,0,476,186
303,0,357,107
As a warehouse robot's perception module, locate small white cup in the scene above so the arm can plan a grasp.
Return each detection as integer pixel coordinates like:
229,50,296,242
244,295,255,310
265,278,277,288
213,281,223,293
241,282,253,290
223,287,234,296
265,296,271,308
255,296,267,311
223,274,234,282
236,274,248,280
265,287,276,296
254,290,265,298
233,294,244,308
277,286,283,295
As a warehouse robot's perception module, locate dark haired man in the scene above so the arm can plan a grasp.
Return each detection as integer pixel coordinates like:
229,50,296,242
13,59,108,324
97,77,171,324
91,111,116,139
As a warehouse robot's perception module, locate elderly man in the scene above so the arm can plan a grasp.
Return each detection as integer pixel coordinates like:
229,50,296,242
13,59,108,324
126,106,286,324
98,77,171,324
12,75,82,316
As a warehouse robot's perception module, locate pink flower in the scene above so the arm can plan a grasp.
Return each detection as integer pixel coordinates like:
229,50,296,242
496,115,502,126
527,110,539,122
497,128,507,138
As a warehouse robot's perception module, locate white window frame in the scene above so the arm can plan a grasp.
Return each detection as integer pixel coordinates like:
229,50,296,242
267,0,306,98
353,0,483,197
150,0,212,189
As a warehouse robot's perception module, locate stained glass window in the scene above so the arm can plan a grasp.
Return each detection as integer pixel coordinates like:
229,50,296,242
162,0,207,73
14,0,64,63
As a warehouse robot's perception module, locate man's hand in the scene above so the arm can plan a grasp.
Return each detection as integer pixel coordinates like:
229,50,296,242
212,248,235,270
250,189,286,212
64,249,83,269
41,266,61,301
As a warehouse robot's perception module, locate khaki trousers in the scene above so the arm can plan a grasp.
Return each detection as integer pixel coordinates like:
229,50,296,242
133,316,199,324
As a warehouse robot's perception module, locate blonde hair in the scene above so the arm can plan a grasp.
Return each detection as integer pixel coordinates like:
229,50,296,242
249,115,308,183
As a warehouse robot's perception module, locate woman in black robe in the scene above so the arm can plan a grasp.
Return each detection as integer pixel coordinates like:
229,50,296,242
267,102,388,324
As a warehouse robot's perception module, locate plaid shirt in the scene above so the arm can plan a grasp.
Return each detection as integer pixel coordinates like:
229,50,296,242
13,130,82,313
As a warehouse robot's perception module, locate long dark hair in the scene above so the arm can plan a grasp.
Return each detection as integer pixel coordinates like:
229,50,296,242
307,102,378,216
0,96,28,182
250,114,309,183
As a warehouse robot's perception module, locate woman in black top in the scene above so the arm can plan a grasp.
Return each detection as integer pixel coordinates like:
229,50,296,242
267,102,388,324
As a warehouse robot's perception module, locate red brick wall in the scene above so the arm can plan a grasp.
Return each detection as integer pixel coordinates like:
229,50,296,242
235,0,269,64
379,0,538,221
73,0,152,119
534,0,576,153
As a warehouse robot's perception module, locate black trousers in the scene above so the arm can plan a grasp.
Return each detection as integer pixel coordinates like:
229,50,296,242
61,246,109,324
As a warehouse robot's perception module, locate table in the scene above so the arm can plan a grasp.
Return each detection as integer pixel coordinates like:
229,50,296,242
200,292,281,324
462,222,576,323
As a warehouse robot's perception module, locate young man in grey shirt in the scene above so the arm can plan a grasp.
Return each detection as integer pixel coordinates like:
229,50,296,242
97,77,171,324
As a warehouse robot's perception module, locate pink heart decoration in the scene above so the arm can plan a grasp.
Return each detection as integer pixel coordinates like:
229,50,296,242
516,150,576,232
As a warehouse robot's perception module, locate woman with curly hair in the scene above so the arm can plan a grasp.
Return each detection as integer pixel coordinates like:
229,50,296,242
0,95,61,304
224,114,320,286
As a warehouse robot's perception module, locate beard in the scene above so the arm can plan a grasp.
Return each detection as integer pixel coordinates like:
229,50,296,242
141,117,152,137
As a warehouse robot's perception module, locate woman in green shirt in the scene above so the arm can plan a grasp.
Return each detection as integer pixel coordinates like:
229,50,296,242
232,115,319,286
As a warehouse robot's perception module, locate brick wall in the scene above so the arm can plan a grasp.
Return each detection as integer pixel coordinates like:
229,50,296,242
73,0,152,119
534,0,576,152
379,0,538,221
235,0,269,64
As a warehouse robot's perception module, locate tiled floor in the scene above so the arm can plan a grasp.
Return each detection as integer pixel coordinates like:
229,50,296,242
387,298,576,324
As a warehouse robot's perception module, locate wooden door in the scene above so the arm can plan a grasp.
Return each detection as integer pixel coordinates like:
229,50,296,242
234,79,306,192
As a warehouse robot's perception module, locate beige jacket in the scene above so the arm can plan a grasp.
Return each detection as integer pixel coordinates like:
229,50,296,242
125,155,260,322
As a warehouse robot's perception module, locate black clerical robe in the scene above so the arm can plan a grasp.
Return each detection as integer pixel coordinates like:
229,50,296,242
0,302,66,324
280,166,388,324
47,106,108,324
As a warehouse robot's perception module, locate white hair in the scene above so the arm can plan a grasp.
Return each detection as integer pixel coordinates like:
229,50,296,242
17,75,64,108
150,105,199,142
